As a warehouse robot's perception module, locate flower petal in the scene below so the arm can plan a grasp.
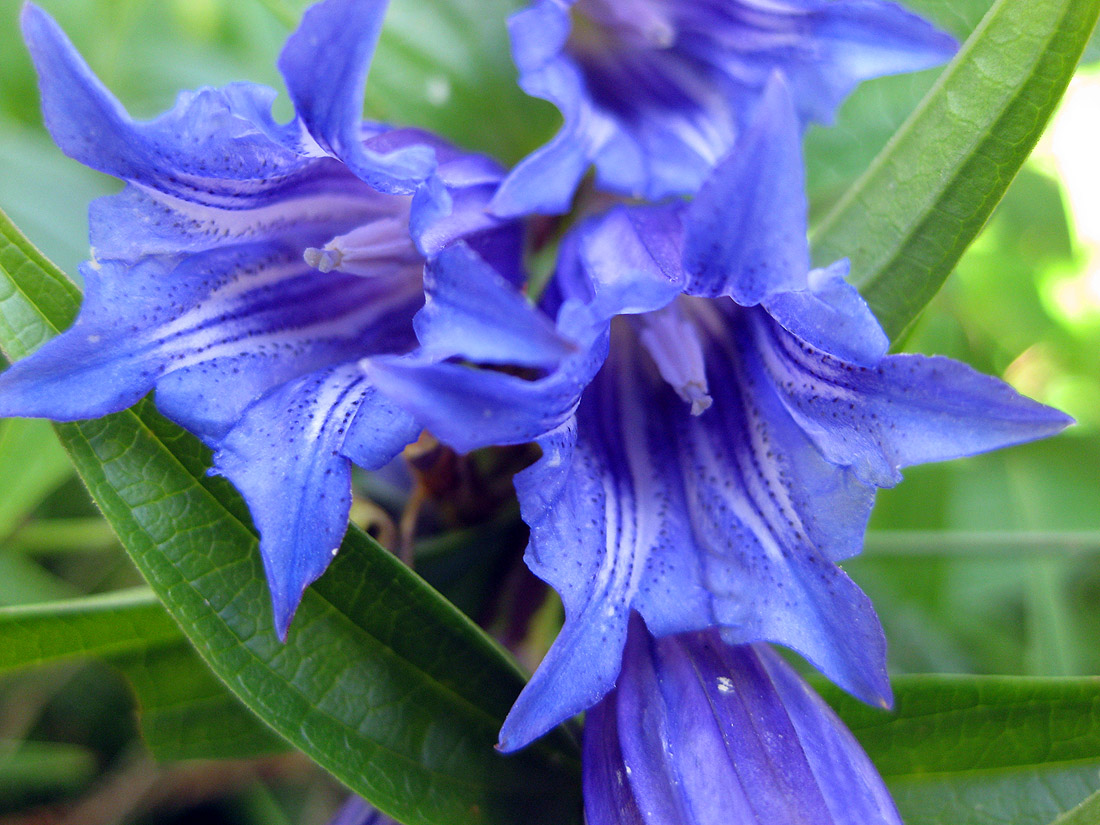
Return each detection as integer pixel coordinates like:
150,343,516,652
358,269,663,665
366,353,590,455
683,73,809,303
762,259,889,368
495,0,954,209
213,364,418,638
0,239,422,442
0,261,160,421
414,244,575,368
365,218,682,457
754,314,1075,487
574,206,687,312
581,698,645,825
654,304,888,702
585,622,902,825
488,118,595,218
771,0,958,126
22,4,309,204
498,305,890,750
328,797,401,825
488,2,594,217
278,0,435,193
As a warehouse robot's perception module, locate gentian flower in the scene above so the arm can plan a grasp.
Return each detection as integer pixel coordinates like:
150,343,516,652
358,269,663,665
0,0,521,637
369,77,1073,750
585,614,901,825
490,0,958,215
328,797,401,825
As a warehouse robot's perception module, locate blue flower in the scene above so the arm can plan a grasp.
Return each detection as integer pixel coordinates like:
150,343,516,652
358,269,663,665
490,0,957,215
585,614,902,825
0,0,519,637
327,797,401,825
369,77,1072,750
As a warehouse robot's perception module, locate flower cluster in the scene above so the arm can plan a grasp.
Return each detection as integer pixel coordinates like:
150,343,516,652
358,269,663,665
3,0,1072,823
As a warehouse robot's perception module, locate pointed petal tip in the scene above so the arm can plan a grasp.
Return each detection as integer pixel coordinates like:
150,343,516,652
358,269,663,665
870,671,894,711
20,2,73,76
278,0,436,193
19,2,51,37
495,714,538,755
270,587,301,643
684,69,809,303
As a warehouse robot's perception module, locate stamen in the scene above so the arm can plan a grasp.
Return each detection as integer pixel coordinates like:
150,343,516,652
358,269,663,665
303,246,342,273
633,300,713,416
303,214,421,278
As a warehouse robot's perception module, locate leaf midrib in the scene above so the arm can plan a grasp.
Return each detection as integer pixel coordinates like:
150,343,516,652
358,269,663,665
63,414,575,796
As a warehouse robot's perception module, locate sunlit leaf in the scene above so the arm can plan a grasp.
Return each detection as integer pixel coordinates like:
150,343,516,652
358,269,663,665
812,0,1100,339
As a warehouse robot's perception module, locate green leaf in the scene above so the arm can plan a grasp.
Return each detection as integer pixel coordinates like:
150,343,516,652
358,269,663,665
824,676,1100,825
0,740,96,801
0,208,80,358
0,553,77,606
1051,788,1100,824
55,412,581,821
863,530,1100,558
115,644,289,761
0,588,181,673
0,587,288,761
811,0,1100,339
0,418,73,539
6,517,119,555
0,207,581,824
367,0,558,163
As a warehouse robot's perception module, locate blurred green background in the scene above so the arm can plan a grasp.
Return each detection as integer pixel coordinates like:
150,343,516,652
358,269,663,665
0,0,1097,822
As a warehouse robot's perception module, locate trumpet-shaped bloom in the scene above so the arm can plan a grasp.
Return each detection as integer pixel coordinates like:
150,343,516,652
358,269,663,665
369,78,1072,750
328,797,400,825
0,0,519,637
585,615,901,825
490,0,956,215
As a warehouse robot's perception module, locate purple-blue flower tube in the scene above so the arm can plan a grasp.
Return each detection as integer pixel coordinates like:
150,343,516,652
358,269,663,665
370,76,1073,750
585,614,901,825
490,0,957,215
0,0,521,638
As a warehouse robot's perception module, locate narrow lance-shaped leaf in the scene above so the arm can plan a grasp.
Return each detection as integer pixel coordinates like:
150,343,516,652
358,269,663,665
822,675,1100,825
0,418,72,539
0,208,582,825
0,587,181,673
811,0,1100,339
0,588,285,761
0,741,96,800
0,208,79,355
114,644,290,762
